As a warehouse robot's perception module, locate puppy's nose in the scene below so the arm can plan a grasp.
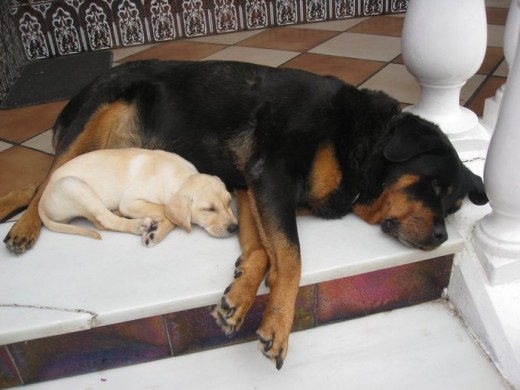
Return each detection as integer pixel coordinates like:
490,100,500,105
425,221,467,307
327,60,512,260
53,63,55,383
227,223,238,234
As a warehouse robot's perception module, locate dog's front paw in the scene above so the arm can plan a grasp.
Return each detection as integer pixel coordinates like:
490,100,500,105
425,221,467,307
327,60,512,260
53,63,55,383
211,257,257,337
212,294,244,337
256,310,293,370
4,218,41,255
140,218,159,247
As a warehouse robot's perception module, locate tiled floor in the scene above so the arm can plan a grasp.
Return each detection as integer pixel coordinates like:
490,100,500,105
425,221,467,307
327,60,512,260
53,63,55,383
0,5,509,212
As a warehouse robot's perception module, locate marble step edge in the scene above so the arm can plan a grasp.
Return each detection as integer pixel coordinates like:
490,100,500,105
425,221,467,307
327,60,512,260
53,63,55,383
0,215,463,346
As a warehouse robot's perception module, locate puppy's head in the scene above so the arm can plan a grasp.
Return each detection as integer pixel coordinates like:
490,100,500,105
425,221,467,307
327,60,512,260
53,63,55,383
166,174,238,237
354,113,487,250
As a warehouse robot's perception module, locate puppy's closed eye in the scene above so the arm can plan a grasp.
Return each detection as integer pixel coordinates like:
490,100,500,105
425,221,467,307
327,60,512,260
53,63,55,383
202,206,216,212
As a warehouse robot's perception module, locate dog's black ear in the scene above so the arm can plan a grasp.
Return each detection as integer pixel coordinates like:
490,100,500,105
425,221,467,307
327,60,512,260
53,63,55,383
464,167,488,205
383,114,445,162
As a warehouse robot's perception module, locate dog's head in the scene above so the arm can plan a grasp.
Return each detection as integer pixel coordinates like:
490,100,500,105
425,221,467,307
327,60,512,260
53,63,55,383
165,174,238,237
354,113,488,250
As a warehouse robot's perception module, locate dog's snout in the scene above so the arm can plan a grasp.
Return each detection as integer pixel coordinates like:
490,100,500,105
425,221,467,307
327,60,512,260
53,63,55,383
432,222,448,246
227,223,238,234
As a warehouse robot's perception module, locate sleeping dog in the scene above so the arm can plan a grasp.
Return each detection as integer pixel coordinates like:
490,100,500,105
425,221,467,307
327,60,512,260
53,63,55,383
2,60,488,368
38,148,238,246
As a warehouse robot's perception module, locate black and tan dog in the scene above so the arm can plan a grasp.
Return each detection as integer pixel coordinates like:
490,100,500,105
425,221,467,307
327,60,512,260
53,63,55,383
2,60,487,368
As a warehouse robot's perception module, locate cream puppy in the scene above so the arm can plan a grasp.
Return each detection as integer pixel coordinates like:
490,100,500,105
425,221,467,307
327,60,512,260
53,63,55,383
38,148,238,247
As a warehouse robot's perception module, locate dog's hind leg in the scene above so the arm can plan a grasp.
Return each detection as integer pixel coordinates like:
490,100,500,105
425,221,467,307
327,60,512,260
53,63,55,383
0,184,37,221
212,190,269,337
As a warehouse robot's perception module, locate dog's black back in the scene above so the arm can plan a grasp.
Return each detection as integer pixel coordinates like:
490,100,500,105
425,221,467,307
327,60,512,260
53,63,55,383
52,59,486,250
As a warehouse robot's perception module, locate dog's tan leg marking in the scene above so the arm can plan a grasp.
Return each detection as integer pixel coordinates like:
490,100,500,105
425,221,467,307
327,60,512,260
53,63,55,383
308,142,342,207
4,101,141,254
212,190,269,337
0,184,37,221
119,200,174,246
249,197,301,370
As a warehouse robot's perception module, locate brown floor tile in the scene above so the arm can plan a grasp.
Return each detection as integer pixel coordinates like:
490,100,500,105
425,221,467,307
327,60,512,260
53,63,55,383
236,28,338,52
392,54,403,65
348,15,404,37
465,75,506,117
478,46,504,74
394,46,504,76
486,7,508,25
282,53,385,86
0,101,67,144
0,146,53,198
119,41,227,62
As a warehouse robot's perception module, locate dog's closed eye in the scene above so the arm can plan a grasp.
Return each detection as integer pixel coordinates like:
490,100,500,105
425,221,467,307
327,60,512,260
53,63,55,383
202,206,216,212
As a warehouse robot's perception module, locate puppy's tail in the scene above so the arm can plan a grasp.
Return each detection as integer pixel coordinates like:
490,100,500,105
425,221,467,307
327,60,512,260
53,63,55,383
0,184,37,221
38,204,101,240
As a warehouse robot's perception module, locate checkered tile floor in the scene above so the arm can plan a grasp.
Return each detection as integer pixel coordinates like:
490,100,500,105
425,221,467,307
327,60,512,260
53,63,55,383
0,4,508,211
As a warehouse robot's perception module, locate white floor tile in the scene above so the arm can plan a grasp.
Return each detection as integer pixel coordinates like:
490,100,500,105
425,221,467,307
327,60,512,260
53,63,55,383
202,46,299,67
309,32,401,62
22,130,55,155
360,63,420,104
361,66,487,107
494,59,509,77
462,74,487,104
25,301,507,390
0,141,12,152
111,43,158,62
487,25,505,48
188,30,263,45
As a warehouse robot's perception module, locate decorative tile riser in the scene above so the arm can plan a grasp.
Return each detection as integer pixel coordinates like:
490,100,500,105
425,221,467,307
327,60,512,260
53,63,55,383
0,254,451,388
0,0,26,102
8,0,408,60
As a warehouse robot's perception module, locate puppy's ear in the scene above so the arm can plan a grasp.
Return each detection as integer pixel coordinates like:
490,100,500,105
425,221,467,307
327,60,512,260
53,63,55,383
384,114,446,162
464,167,488,205
165,194,192,233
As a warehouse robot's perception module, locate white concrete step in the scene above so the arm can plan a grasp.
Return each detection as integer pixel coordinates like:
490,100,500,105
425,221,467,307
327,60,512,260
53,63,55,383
0,215,462,345
25,301,508,390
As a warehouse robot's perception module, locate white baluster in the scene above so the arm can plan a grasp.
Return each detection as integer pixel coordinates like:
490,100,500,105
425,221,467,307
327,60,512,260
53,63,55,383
401,0,488,156
481,0,520,134
473,28,520,286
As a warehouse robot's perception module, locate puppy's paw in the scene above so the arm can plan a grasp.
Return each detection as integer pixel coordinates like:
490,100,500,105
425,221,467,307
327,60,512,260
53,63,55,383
140,218,159,247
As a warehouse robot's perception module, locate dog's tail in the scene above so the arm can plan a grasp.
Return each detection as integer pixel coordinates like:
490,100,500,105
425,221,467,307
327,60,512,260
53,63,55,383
0,185,37,222
38,204,101,240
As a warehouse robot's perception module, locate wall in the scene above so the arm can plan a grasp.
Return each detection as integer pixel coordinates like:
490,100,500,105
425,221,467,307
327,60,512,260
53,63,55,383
0,0,26,102
8,0,408,59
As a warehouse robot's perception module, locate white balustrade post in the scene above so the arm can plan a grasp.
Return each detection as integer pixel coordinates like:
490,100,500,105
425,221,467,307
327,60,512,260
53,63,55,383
473,28,520,286
401,0,488,153
481,0,520,134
